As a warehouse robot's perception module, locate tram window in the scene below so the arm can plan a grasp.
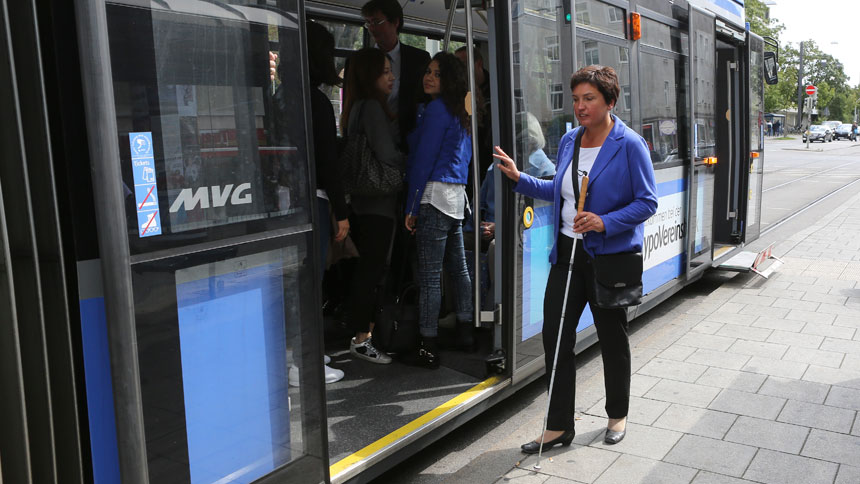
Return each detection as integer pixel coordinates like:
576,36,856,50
107,2,312,247
641,17,685,54
639,52,688,164
574,0,626,39
576,39,632,126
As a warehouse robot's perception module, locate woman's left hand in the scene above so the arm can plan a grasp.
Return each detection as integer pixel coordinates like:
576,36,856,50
573,211,604,234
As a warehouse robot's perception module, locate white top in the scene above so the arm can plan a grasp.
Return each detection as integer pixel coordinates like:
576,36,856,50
560,146,600,238
421,181,469,220
379,41,401,114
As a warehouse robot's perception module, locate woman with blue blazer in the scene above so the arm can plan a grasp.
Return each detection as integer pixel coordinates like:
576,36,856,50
402,52,473,369
495,65,657,453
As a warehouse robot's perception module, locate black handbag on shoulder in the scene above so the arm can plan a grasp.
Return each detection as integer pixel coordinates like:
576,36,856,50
591,252,643,309
338,102,404,196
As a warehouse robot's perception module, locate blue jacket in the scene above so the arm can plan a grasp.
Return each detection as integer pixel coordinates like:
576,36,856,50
514,116,658,264
405,98,472,215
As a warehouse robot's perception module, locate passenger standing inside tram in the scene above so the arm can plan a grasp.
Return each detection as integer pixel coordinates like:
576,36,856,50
494,65,657,452
305,21,349,382
403,53,474,369
341,48,405,364
360,0,430,151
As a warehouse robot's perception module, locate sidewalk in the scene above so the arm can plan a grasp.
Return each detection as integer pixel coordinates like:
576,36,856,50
493,192,860,483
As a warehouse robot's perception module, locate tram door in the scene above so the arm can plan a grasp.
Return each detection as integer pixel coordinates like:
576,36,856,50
71,2,329,483
686,5,717,277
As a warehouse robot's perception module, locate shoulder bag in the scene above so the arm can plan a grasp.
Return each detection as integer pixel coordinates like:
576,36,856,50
338,101,404,196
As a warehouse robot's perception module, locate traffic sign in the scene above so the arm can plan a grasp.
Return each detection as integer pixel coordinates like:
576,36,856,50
805,85,817,96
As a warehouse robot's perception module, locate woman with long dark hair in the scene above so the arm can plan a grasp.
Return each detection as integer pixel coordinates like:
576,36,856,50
341,47,404,365
402,52,474,369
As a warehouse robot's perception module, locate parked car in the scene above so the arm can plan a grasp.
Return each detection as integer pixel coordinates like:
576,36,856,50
803,124,832,143
822,120,842,131
834,124,854,140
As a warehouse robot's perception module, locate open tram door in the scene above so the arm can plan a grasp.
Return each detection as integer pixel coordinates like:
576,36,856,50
48,1,330,483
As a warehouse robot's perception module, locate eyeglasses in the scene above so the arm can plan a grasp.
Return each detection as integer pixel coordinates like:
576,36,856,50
363,17,387,28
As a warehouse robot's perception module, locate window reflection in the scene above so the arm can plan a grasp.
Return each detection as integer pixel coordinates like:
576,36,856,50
574,0,626,38
640,52,688,164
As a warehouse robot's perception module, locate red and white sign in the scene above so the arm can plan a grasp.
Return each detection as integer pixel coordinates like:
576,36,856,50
752,243,774,271
805,85,817,96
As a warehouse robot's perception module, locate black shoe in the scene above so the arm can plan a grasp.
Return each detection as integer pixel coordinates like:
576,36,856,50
401,337,439,369
520,430,574,454
604,428,626,445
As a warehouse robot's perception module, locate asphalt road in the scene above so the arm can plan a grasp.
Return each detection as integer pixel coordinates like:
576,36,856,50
372,136,860,484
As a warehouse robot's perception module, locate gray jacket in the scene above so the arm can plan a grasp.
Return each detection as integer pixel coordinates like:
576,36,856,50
346,99,405,219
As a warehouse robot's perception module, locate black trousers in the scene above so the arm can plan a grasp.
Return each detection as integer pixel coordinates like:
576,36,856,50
346,213,395,334
543,234,630,431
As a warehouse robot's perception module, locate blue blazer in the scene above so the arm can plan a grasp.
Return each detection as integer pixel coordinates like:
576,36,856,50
514,116,658,264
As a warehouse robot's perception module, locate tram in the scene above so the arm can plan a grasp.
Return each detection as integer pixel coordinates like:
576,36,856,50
0,0,776,483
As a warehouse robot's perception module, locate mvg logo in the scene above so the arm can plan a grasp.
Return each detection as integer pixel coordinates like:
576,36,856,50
169,183,253,213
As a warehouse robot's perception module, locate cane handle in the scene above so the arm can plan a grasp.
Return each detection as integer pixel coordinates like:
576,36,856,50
577,176,589,213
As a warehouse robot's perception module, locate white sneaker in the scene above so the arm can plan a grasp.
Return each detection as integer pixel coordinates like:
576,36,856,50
288,365,300,387
350,337,392,364
324,355,331,365
325,364,344,383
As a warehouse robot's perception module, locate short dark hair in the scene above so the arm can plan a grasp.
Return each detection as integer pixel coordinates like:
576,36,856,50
306,21,341,87
569,65,620,107
455,45,483,64
361,0,403,33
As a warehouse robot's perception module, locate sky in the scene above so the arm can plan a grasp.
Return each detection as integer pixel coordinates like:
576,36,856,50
768,0,859,86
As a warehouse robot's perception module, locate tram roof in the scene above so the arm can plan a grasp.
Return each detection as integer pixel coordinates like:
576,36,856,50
687,0,745,28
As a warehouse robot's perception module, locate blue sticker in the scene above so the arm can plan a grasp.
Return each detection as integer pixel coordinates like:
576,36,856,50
129,132,163,238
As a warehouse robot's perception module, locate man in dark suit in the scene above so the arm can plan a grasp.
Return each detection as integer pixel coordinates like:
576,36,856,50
360,0,430,151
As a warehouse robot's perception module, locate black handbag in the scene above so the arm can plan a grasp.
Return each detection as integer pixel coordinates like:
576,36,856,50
338,102,404,196
591,252,643,309
373,284,419,353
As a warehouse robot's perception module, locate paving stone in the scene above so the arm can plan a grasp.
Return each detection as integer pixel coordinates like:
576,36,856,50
758,376,830,404
759,288,805,300
705,312,757,325
713,302,746,314
835,465,860,484
778,400,856,433
592,454,697,484
765,330,824,349
742,356,809,379
724,415,809,454
629,374,661,397
708,389,786,419
739,305,789,319
517,444,617,484
748,318,804,335
743,449,838,484
586,396,669,426
643,379,721,408
685,349,750,371
833,314,860,329
841,354,860,372
770,297,820,311
821,337,860,356
803,292,849,305
676,333,737,352
802,429,860,466
854,414,860,436
690,471,758,484
781,346,844,368
503,467,550,483
726,340,789,359
663,434,756,477
585,422,681,461
637,358,708,383
729,294,776,307
802,365,860,389
784,309,837,325
543,477,585,484
691,321,723,335
817,303,860,317
826,386,860,411
570,414,613,446
715,324,772,342
788,282,835,294
802,322,856,340
696,367,767,393
652,403,737,440
657,345,698,362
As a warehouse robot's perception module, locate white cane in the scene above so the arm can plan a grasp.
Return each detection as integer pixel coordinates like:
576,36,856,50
534,175,588,470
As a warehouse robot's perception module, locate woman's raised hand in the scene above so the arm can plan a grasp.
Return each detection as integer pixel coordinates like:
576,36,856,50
493,146,520,183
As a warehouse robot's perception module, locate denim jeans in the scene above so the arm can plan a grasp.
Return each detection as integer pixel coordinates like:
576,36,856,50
416,204,473,338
